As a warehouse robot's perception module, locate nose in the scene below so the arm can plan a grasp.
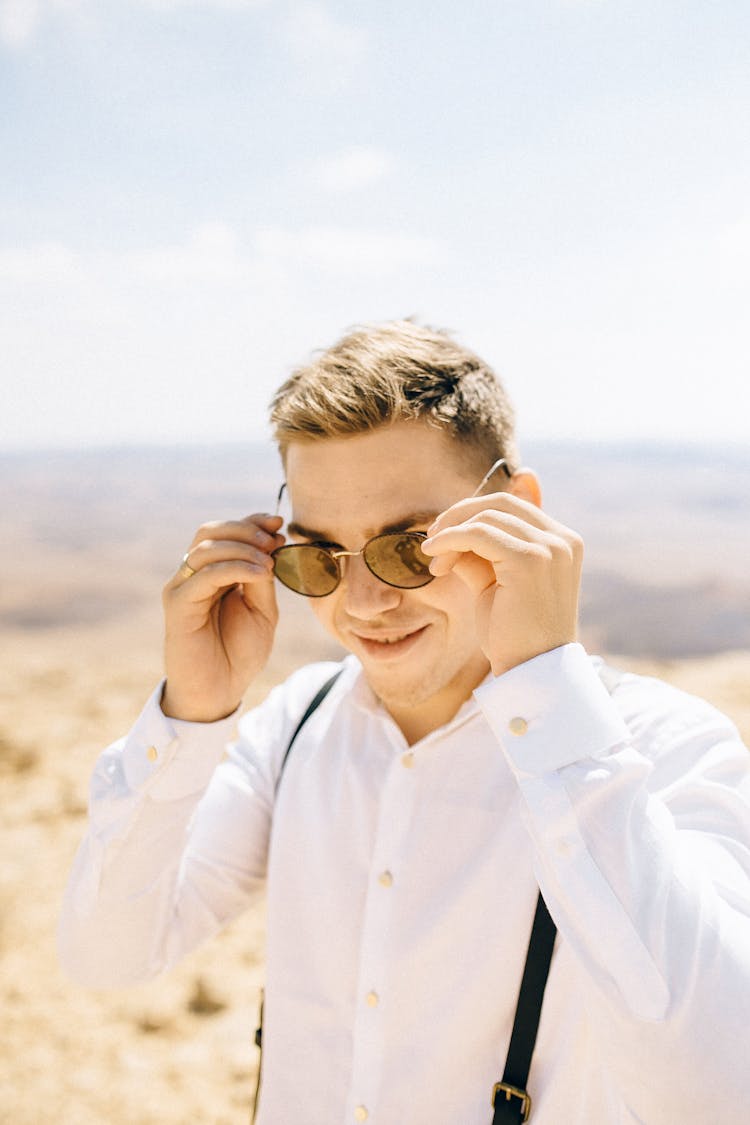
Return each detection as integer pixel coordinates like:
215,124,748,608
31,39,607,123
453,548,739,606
340,553,402,619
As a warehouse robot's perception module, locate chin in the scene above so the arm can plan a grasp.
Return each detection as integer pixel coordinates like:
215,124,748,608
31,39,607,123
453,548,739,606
363,660,444,709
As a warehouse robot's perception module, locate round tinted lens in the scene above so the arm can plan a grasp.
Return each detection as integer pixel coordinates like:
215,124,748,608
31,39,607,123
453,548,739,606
273,545,340,597
363,533,434,589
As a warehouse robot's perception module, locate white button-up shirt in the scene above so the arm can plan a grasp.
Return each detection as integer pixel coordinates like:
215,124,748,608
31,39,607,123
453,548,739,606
59,644,750,1124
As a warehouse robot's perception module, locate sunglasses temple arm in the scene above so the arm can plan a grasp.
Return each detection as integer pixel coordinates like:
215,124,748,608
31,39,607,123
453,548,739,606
471,458,511,497
274,482,287,516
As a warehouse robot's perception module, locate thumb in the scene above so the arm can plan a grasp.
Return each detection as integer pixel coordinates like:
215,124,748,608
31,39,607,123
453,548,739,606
239,569,280,621
449,552,497,597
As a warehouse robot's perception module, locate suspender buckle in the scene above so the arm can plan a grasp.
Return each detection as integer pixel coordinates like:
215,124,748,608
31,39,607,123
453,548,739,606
492,1082,532,1122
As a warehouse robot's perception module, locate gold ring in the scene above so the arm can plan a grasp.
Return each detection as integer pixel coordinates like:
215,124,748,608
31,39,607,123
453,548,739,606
179,552,196,579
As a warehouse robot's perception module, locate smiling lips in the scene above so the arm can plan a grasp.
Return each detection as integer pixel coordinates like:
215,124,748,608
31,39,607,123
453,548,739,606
350,624,429,659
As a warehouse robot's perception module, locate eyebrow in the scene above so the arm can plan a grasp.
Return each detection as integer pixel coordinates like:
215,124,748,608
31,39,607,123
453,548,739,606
286,509,441,543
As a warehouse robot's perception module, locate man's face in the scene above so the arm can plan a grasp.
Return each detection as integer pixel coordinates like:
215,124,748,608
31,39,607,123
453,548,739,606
283,419,492,736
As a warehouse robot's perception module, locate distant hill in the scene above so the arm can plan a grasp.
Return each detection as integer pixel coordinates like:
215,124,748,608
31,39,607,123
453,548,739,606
2,440,749,658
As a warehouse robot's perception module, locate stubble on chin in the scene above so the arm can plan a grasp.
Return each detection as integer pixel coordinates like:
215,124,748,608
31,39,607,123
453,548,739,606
361,656,450,713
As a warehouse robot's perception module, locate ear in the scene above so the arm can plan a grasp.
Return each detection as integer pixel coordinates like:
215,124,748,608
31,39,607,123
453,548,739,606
507,468,542,508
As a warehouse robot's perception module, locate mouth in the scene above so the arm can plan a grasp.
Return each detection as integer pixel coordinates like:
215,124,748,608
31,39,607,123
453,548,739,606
351,625,429,661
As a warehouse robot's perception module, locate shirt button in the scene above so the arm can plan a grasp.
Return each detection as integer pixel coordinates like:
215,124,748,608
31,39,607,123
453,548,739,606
146,745,159,762
401,751,415,768
366,990,379,1007
378,870,394,888
355,1107,369,1122
508,716,528,736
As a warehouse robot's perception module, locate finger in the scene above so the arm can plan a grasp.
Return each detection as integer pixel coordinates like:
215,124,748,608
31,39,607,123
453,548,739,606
427,538,514,595
187,514,285,553
181,538,280,575
205,574,280,647
423,507,555,556
221,564,280,627
165,558,275,600
238,563,280,622
424,511,543,576
427,492,569,540
177,518,286,586
167,545,275,593
422,522,551,567
426,548,462,577
450,551,498,597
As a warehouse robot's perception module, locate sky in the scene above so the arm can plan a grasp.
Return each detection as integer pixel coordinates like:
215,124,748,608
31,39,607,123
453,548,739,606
2,0,749,451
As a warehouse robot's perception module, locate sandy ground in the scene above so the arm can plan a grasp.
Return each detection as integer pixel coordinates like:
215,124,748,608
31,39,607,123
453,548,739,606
0,605,339,1125
2,609,749,1125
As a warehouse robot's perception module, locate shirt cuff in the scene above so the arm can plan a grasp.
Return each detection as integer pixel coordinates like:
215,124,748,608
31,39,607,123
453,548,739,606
474,643,630,777
121,680,241,801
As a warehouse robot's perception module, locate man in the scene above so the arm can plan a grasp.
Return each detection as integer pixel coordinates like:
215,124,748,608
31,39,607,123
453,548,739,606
60,320,750,1124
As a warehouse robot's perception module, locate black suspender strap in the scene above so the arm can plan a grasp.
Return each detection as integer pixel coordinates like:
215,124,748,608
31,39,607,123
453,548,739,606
491,664,622,1123
274,669,343,794
491,892,557,1124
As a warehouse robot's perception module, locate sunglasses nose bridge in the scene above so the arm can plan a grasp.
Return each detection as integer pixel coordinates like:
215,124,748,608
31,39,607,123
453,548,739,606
328,541,395,592
321,546,371,594
329,547,363,587
330,547,363,560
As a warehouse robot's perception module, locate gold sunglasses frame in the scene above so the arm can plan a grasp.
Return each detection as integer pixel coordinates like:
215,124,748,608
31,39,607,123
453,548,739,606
271,458,511,597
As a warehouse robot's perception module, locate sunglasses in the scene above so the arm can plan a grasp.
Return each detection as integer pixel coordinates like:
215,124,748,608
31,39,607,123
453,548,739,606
271,458,511,598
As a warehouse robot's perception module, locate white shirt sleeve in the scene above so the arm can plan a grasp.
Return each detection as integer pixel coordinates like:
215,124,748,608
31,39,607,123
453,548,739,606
475,642,750,1123
58,665,340,988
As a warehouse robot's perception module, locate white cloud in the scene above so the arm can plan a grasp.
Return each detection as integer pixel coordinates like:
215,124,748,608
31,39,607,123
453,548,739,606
125,222,247,285
0,0,41,46
255,224,441,274
0,226,287,448
0,221,442,452
0,0,91,48
0,221,441,296
484,212,750,445
313,146,393,194
283,3,366,74
140,0,269,10
0,240,81,282
0,224,253,295
3,212,749,449
0,0,268,48
714,216,750,264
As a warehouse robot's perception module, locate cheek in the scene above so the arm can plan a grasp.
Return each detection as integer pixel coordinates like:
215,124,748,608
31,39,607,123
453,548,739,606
308,593,341,636
412,573,476,623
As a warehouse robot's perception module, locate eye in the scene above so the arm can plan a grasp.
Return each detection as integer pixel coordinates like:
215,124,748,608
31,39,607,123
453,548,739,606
311,540,342,551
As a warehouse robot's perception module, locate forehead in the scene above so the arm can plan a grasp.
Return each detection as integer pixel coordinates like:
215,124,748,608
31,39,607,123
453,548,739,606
284,420,480,538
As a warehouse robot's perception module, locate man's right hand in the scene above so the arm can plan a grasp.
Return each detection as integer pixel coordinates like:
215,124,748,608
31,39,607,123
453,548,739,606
160,514,285,722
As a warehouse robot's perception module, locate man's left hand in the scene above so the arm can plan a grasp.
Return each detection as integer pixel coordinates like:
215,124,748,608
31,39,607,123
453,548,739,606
421,493,583,676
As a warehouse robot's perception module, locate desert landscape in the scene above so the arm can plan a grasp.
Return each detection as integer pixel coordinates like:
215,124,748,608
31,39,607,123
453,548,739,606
1,440,749,1124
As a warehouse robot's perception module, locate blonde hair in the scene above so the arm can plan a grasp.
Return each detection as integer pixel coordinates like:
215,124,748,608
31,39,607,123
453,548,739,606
270,319,519,471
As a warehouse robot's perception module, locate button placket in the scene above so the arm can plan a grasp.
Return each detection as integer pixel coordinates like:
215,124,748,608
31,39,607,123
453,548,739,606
347,746,417,1124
